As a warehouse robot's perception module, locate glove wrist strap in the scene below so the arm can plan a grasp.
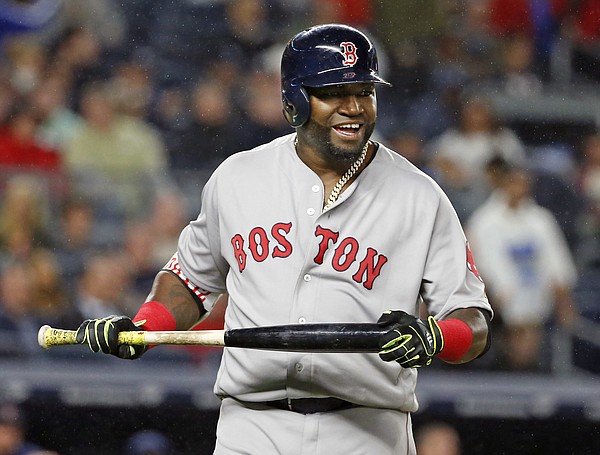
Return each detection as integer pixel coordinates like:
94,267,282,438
133,301,177,332
436,319,473,361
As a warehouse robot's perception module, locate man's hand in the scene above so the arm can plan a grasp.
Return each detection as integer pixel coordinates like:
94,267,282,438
75,316,147,359
377,310,444,367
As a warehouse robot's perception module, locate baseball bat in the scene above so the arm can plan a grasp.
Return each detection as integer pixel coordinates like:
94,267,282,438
38,323,386,352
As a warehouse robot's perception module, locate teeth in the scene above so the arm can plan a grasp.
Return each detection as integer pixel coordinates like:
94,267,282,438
337,124,360,129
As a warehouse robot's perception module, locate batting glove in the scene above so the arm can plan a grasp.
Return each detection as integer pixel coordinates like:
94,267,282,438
377,310,444,368
76,315,147,360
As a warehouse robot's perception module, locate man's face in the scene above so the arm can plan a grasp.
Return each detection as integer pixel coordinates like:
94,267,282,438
302,83,377,163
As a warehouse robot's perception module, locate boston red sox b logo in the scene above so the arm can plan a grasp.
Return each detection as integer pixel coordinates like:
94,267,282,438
340,41,358,66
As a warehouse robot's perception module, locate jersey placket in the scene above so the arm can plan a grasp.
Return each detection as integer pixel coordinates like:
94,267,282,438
285,178,327,397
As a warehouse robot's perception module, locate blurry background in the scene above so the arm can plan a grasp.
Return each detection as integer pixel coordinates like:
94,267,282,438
0,0,599,453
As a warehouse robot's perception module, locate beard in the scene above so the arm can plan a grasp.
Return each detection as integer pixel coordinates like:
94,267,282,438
301,119,375,164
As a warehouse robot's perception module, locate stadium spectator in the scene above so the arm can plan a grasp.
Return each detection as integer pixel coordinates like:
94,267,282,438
27,248,70,326
495,33,544,98
147,191,190,267
167,77,240,175
456,0,501,79
415,421,461,455
218,0,281,69
1,36,46,96
0,103,62,172
70,251,135,322
0,175,53,252
122,220,162,302
50,198,99,285
122,192,194,303
487,0,570,79
467,164,578,371
386,130,429,171
106,59,155,120
142,0,227,85
426,94,526,221
41,0,128,52
237,68,293,151
149,84,188,155
0,261,44,356
0,402,58,455
399,31,472,141
528,144,585,253
64,80,170,222
0,79,17,128
27,71,83,153
576,133,600,265
47,26,109,109
578,133,600,223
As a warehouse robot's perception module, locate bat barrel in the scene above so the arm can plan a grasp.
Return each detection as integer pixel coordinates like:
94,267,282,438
224,323,385,352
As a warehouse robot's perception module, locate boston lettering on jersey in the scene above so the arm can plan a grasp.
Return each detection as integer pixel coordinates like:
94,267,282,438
231,222,388,290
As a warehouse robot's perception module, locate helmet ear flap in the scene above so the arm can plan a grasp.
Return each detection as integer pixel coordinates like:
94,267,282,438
282,86,310,127
282,96,297,121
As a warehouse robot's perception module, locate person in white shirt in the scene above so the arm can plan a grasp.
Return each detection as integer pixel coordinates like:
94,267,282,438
467,162,578,371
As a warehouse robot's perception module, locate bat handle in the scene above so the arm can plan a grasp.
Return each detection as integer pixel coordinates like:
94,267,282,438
38,325,147,349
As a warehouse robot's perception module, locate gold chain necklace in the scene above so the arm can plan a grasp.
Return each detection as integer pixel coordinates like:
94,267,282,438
295,137,369,212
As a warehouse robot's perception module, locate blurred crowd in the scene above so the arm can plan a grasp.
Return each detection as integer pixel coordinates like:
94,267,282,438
0,400,177,455
0,0,599,376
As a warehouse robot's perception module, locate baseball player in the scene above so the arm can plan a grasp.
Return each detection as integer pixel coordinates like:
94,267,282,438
76,24,492,454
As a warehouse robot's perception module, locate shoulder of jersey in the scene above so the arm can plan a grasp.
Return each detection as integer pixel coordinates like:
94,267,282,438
216,134,294,171
377,144,439,186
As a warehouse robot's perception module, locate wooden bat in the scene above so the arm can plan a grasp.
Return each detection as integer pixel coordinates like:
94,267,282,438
38,323,387,352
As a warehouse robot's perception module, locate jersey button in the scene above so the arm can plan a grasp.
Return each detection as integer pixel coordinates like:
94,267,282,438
307,208,315,216
295,363,304,372
312,185,320,193
298,317,306,324
303,274,311,282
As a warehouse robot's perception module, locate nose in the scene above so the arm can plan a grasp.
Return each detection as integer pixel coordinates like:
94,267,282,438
338,95,363,115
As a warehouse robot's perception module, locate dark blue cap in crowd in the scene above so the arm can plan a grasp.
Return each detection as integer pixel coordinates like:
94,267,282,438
126,429,173,455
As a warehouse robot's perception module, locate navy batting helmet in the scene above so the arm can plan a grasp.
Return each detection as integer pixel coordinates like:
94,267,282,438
281,23,390,127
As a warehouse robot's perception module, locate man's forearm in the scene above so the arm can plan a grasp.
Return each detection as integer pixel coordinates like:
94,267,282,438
441,308,490,364
143,270,207,330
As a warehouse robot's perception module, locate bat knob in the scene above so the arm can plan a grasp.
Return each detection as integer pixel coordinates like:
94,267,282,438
38,325,51,349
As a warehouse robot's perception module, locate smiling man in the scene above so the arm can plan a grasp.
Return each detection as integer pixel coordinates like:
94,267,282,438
75,24,492,455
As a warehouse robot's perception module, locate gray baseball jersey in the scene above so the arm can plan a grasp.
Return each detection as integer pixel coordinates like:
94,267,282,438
165,133,490,413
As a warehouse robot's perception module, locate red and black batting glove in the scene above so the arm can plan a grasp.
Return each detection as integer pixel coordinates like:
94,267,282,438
75,315,147,360
377,310,444,368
